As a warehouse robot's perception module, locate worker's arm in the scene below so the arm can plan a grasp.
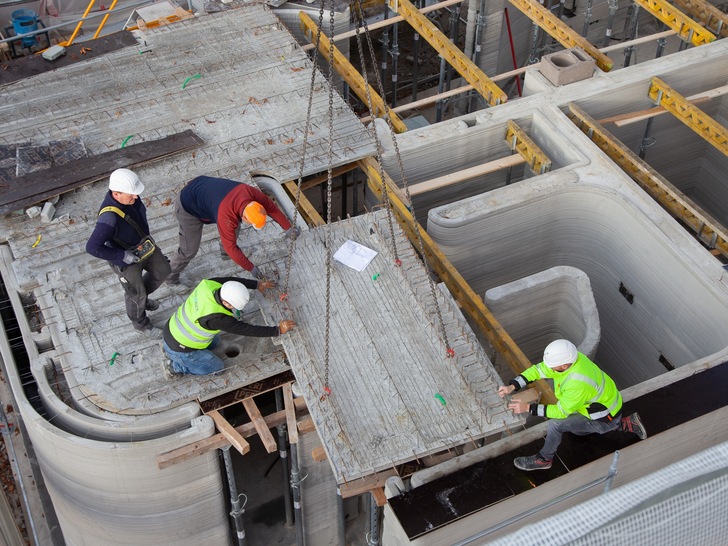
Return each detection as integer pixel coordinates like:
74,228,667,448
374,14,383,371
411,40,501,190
200,314,294,337
217,214,255,271
86,214,127,266
209,277,259,290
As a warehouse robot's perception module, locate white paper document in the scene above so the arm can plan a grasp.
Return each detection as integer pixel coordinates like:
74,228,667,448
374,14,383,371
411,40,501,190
333,240,378,272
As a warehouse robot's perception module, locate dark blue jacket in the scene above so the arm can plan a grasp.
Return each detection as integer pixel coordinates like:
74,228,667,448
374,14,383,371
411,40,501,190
180,176,239,223
86,191,150,268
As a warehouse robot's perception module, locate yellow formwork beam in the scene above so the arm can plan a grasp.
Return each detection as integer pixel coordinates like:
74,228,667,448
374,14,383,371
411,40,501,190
648,77,728,157
387,0,507,106
568,103,728,259
507,0,613,72
670,0,728,38
358,156,557,404
633,0,716,46
299,12,408,133
505,120,552,175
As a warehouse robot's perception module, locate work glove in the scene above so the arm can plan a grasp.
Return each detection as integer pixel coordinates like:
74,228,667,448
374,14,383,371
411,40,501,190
286,226,301,240
122,250,141,265
250,266,264,279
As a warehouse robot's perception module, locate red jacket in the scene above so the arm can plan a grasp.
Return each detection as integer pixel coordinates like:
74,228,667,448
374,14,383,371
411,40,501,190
218,184,291,271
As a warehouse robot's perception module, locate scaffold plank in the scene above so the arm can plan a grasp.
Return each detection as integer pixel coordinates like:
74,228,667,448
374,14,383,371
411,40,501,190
507,0,613,72
648,77,728,157
568,102,728,259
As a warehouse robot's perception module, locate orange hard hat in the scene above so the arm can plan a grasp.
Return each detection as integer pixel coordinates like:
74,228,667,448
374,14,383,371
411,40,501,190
242,201,267,230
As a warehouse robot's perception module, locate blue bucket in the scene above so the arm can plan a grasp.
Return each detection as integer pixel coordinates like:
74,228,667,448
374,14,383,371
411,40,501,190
11,9,39,48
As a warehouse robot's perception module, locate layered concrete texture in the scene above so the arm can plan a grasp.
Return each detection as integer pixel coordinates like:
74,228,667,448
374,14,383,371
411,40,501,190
0,5,375,544
484,266,600,363
257,210,522,483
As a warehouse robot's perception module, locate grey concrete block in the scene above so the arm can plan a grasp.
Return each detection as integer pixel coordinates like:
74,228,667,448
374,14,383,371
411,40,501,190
40,202,55,223
26,206,41,218
539,48,596,86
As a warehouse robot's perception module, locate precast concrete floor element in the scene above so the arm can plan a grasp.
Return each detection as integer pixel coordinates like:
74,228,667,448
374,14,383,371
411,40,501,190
257,210,522,483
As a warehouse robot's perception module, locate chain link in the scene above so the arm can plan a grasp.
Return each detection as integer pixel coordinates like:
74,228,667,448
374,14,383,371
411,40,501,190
352,0,453,356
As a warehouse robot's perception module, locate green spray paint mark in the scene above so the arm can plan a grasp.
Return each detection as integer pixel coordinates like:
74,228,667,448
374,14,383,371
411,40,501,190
109,352,119,366
120,135,134,148
434,393,446,406
181,74,201,89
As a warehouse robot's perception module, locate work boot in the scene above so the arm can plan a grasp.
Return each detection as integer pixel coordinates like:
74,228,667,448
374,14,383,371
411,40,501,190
160,358,183,379
145,298,160,312
620,412,648,440
514,454,552,471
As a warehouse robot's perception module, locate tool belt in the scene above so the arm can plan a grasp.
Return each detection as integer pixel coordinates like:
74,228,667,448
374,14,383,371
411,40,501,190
99,206,156,262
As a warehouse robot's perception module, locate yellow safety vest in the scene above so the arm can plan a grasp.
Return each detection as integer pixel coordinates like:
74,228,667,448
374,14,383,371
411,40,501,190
168,280,232,349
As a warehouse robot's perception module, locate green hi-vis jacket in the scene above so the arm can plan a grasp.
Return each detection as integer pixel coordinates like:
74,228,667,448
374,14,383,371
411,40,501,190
516,352,623,420
168,279,231,349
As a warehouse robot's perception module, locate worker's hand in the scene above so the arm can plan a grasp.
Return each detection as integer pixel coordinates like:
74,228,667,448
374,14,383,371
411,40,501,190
250,266,264,279
508,401,530,414
257,280,277,292
498,385,515,398
122,250,141,265
278,319,296,334
286,226,301,239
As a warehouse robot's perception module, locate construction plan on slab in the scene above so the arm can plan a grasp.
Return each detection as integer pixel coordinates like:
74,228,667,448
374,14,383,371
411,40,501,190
258,210,522,483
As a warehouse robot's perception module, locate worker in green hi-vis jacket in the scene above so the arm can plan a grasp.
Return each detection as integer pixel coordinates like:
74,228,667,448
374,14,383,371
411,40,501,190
498,339,648,471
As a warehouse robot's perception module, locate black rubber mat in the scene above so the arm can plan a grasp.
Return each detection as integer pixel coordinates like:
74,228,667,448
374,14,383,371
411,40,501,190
389,361,728,539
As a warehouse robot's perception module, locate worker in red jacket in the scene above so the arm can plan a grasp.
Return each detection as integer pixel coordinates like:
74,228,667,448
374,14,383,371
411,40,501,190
167,176,297,285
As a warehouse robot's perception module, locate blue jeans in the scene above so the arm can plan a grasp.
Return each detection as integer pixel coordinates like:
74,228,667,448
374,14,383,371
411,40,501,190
163,336,223,376
539,412,622,461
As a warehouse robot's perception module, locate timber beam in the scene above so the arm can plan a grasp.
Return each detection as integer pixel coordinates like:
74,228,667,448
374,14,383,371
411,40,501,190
633,0,716,45
358,156,556,404
387,0,506,106
670,0,728,38
505,120,552,175
568,102,728,259
648,77,728,157
507,0,613,72
299,11,408,133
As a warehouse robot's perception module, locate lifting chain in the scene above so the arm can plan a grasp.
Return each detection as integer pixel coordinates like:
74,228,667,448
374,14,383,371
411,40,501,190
352,0,454,358
322,0,336,400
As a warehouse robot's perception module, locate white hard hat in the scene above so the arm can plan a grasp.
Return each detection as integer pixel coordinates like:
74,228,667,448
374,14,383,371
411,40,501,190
220,281,250,311
543,339,578,368
109,168,145,195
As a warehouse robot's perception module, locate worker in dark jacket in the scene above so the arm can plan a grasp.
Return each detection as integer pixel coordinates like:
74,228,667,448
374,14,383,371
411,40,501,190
162,277,295,376
86,169,170,337
167,176,297,285
498,339,647,471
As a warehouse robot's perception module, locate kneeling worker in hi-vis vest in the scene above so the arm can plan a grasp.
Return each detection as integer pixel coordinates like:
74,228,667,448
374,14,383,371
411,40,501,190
162,277,295,376
498,339,648,471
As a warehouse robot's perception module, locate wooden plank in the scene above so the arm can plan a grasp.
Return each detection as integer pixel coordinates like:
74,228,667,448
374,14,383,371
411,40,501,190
282,383,299,444
284,180,326,227
339,469,399,499
372,488,388,507
598,84,728,127
208,410,250,456
158,396,308,469
0,130,204,213
311,446,328,462
407,155,526,196
297,417,316,434
241,398,277,453
198,369,294,413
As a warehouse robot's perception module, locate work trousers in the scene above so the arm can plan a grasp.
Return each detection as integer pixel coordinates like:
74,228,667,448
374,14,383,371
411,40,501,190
168,195,243,283
111,247,170,329
539,412,622,461
163,336,224,375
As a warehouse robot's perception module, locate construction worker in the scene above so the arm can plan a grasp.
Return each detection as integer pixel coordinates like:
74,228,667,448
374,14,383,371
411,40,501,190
167,176,298,286
162,277,295,376
86,168,170,337
497,339,647,471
